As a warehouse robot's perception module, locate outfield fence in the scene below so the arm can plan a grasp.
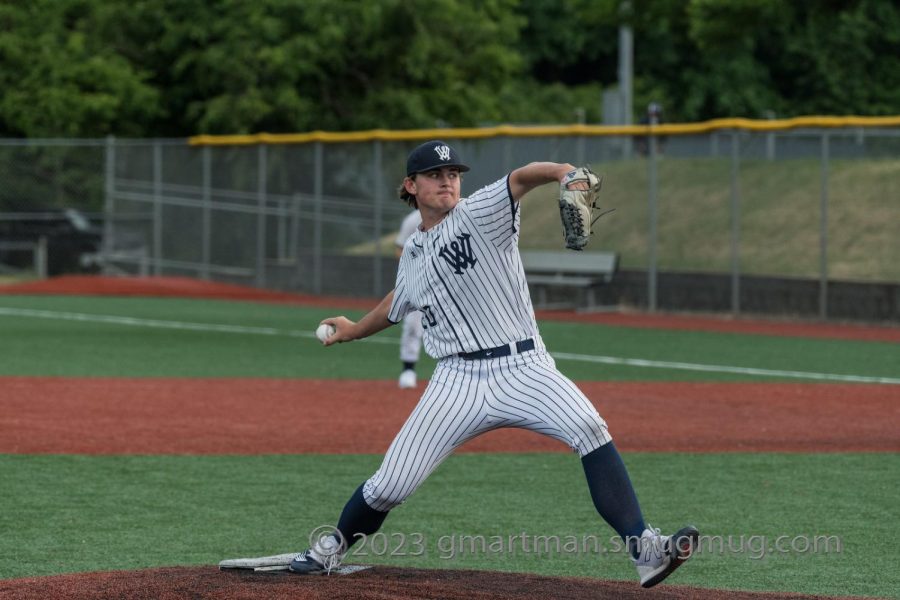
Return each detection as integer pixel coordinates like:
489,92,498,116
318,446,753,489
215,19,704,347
1,117,898,320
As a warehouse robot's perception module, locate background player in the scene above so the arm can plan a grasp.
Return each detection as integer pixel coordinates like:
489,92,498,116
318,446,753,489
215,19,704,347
394,209,424,389
291,141,698,588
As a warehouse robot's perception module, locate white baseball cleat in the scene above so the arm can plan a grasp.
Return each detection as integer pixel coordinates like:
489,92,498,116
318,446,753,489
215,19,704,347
398,369,417,389
289,533,345,575
631,525,699,588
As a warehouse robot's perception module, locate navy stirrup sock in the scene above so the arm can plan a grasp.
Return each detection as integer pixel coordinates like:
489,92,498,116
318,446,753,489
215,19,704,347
335,484,389,549
581,442,647,552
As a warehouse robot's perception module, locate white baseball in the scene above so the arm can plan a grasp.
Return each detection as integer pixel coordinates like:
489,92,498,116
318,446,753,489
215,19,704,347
315,323,335,343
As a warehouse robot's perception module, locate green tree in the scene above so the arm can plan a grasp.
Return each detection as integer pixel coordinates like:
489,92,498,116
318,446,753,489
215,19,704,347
627,0,900,120
515,0,619,86
1,0,897,136
0,0,160,137
99,0,530,133
768,0,900,115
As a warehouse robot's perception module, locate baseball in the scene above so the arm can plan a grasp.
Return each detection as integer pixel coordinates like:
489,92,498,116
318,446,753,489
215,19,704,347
315,323,335,343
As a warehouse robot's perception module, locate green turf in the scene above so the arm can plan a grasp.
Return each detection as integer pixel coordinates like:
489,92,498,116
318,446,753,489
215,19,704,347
0,295,896,381
0,453,897,598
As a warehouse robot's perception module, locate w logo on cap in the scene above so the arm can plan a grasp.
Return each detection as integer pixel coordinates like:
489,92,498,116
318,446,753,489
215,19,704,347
407,140,469,176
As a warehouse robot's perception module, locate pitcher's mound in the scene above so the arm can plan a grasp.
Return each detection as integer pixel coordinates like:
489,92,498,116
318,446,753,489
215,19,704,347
0,565,868,600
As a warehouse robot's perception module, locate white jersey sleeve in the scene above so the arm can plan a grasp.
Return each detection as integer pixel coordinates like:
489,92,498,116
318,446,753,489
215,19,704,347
460,175,520,251
388,248,414,323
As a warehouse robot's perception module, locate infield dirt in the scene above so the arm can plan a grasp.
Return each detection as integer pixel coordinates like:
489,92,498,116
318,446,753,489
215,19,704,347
2,377,898,454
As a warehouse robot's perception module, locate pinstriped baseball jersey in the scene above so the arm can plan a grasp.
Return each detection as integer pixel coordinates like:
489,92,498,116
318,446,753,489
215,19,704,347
363,172,612,512
388,176,543,359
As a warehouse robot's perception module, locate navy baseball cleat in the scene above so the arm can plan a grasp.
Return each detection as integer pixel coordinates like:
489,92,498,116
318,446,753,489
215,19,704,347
631,525,700,588
288,533,344,575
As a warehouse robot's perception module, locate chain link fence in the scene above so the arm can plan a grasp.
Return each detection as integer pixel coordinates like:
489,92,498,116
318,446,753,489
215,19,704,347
1,121,898,321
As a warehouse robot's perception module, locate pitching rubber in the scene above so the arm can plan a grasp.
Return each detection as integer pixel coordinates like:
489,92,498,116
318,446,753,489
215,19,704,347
219,553,372,575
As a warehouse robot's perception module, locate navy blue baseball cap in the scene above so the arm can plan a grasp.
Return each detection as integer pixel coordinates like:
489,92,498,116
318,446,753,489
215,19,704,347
406,141,470,176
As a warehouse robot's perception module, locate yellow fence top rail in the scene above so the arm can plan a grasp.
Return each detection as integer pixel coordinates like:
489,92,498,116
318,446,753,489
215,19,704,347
189,115,900,146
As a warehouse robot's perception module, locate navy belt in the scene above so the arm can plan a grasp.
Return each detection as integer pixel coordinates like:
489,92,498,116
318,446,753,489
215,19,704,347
458,339,535,360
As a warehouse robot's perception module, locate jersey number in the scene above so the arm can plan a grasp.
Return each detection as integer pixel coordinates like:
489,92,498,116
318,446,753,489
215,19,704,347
420,305,438,329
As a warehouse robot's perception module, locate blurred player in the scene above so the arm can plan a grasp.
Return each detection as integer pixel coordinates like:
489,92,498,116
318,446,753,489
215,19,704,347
395,210,423,389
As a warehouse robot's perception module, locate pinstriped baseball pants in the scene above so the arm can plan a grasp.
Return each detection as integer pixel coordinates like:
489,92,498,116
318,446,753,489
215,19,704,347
362,348,611,512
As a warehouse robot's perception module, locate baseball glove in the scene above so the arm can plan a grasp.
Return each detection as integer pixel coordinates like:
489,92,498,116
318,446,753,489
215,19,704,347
558,166,612,251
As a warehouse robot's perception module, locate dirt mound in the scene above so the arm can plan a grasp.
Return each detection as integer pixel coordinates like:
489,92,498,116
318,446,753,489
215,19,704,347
0,565,865,600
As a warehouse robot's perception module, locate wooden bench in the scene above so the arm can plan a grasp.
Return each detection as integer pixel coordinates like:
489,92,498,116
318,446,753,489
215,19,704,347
521,250,619,310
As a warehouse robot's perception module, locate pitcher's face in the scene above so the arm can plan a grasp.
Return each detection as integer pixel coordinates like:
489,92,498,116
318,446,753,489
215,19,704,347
404,167,462,215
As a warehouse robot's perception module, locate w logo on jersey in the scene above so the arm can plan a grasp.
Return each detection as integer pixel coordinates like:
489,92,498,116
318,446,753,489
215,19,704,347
434,145,452,161
439,233,477,275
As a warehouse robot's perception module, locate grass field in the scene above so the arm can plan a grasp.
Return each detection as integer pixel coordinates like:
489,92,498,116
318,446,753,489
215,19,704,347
2,453,896,597
1,293,898,598
0,295,897,382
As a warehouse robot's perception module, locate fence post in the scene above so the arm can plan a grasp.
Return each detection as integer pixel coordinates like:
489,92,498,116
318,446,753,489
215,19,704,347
819,133,830,319
647,129,659,312
35,236,48,279
103,136,115,275
503,137,513,174
277,196,287,262
291,192,301,263
201,146,211,280
730,131,741,315
373,141,384,296
313,142,323,294
765,110,776,160
256,144,267,288
576,135,586,168
618,14,633,160
152,141,162,276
